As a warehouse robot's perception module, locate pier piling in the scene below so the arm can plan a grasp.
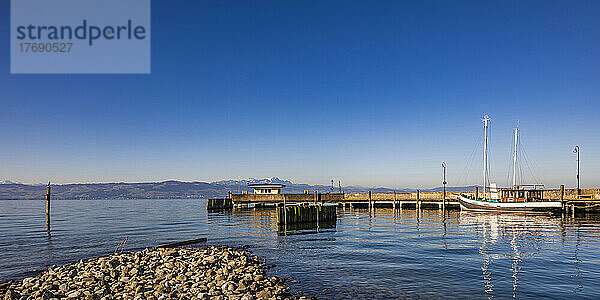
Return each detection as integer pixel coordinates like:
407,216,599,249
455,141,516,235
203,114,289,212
283,194,287,224
276,204,336,225
207,198,233,210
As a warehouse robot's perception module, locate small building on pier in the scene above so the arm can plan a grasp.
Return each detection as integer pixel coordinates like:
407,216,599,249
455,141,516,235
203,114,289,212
248,183,285,195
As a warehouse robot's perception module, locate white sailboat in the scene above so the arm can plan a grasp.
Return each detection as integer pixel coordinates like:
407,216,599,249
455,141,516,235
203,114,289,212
458,115,562,213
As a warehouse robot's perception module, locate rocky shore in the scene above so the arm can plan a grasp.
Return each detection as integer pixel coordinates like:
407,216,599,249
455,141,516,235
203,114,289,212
1,246,308,300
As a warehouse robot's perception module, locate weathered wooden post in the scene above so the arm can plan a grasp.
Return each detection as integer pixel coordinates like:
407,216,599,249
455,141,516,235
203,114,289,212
283,194,287,225
393,190,397,210
368,191,372,210
316,203,320,225
475,186,479,200
417,189,420,211
46,182,51,228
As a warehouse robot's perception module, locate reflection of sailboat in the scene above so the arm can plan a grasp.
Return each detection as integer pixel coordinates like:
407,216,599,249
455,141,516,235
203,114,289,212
460,212,562,298
458,115,562,213
509,234,522,298
460,212,562,238
479,234,496,297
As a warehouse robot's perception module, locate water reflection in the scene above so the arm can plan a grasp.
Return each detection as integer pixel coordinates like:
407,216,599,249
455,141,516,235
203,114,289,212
2,200,600,299
458,212,599,299
277,221,336,236
572,224,584,294
205,206,600,298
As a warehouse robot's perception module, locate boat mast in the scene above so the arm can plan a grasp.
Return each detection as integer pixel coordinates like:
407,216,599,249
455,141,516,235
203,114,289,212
512,121,519,189
482,115,490,200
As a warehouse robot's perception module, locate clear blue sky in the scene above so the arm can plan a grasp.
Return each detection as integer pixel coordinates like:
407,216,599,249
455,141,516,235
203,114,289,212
1,0,599,188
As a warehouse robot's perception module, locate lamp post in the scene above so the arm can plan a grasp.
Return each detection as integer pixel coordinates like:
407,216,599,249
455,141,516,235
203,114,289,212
441,162,447,211
573,146,580,195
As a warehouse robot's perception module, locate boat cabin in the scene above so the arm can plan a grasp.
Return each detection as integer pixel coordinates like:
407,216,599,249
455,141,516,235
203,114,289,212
498,185,544,202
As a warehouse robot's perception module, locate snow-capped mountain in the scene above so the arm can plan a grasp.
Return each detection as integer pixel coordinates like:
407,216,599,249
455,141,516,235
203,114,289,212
212,177,292,186
0,180,20,185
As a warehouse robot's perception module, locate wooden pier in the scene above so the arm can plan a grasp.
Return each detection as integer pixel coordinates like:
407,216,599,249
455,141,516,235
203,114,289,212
206,187,600,216
229,191,461,210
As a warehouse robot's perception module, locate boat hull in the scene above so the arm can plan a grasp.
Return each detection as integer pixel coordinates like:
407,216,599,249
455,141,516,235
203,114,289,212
458,195,562,214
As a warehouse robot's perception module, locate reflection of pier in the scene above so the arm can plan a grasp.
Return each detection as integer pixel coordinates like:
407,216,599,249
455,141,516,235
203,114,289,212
277,220,336,236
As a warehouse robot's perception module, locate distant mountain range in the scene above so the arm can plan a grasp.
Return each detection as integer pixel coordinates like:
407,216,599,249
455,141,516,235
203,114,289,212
0,180,23,185
0,177,477,200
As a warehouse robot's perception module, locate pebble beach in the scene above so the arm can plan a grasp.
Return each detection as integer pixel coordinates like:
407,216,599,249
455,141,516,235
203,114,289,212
1,246,306,300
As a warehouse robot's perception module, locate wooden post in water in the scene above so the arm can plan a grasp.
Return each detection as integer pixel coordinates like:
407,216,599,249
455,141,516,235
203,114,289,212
283,194,287,225
46,182,51,228
475,187,479,200
368,191,372,210
393,190,397,210
416,189,420,211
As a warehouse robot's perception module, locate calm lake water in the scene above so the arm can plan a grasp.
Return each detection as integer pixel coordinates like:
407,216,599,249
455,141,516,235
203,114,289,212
1,199,599,299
